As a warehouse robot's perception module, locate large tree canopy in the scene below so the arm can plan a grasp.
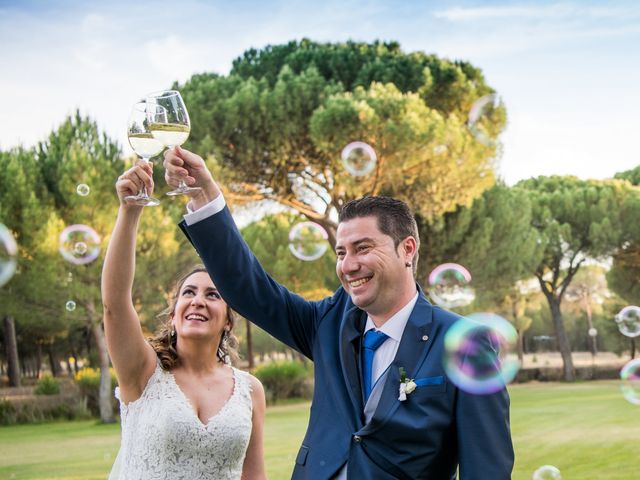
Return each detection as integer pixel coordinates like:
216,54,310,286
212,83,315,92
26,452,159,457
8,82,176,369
179,39,505,244
417,183,542,306
514,175,638,380
609,165,640,304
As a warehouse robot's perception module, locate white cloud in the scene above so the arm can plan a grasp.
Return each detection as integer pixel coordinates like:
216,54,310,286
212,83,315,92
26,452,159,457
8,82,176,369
434,4,572,21
434,3,639,22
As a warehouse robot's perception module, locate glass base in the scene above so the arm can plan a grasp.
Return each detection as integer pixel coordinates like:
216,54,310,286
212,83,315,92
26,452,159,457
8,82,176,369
124,193,160,206
166,185,202,196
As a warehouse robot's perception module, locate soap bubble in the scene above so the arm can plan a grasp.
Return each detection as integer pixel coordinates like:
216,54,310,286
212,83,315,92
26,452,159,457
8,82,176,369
288,222,329,261
620,358,640,405
0,224,18,288
468,94,502,146
428,263,475,308
443,312,520,395
433,145,448,154
59,225,101,265
614,306,640,338
65,300,76,312
76,184,90,196
532,465,562,480
341,141,377,177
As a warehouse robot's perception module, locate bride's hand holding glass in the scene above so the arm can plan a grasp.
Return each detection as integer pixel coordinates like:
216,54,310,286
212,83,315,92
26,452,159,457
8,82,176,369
116,160,155,209
125,101,163,206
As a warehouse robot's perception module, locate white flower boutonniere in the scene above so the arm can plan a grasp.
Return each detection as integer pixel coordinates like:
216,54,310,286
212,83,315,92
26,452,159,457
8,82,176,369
398,367,417,401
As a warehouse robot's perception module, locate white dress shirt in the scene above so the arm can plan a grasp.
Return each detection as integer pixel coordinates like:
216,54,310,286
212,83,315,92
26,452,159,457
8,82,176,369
184,194,226,225
362,292,419,392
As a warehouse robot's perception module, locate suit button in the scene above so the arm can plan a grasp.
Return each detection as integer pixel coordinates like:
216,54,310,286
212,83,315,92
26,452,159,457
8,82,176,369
353,435,362,443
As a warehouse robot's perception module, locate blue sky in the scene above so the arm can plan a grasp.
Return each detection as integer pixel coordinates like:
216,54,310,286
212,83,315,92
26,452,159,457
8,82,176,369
0,0,638,185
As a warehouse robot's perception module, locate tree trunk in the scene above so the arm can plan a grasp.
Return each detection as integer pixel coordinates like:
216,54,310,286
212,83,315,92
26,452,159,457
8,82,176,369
245,318,255,369
517,331,524,363
47,345,62,377
548,296,575,381
632,338,636,360
583,296,597,356
35,342,42,378
3,316,21,387
70,349,79,375
87,300,115,424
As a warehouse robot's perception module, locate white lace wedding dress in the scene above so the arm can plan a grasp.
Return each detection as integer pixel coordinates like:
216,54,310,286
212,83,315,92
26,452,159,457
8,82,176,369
108,361,253,480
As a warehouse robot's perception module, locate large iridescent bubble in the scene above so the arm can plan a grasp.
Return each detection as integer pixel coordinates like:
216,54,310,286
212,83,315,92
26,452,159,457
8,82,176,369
428,263,476,308
614,306,640,338
443,312,520,395
341,141,377,177
59,225,101,265
288,222,329,261
620,358,640,405
0,224,18,287
468,94,502,146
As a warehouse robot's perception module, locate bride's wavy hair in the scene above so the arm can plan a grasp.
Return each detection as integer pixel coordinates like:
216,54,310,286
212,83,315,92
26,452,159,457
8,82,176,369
148,266,240,370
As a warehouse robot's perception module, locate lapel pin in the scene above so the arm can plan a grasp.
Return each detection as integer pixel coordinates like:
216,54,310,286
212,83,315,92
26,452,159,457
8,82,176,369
421,335,429,341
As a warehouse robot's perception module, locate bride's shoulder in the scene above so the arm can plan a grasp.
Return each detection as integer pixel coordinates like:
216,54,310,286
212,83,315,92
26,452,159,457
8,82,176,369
241,369,266,406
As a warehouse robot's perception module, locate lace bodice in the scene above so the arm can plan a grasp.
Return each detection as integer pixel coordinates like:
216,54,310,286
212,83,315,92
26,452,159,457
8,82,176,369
109,362,253,480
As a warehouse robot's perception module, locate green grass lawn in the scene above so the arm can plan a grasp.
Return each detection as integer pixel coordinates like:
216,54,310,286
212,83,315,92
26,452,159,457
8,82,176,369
0,380,638,479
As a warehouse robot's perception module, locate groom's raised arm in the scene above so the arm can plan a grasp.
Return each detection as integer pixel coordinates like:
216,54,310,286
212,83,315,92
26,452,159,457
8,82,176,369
164,147,325,359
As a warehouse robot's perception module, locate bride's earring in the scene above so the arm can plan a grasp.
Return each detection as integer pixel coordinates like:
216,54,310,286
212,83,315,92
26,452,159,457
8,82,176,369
221,329,231,365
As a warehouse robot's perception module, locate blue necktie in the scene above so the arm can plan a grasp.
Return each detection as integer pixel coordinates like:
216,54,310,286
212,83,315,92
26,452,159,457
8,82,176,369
362,329,389,402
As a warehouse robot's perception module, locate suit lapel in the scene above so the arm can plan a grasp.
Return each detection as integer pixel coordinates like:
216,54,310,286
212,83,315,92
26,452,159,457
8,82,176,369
360,294,435,434
339,306,366,425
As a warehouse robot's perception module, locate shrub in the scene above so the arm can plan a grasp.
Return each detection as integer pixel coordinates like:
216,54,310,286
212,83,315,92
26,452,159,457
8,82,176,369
74,367,118,415
34,374,61,395
253,360,313,404
0,397,92,425
0,400,17,425
74,367,117,390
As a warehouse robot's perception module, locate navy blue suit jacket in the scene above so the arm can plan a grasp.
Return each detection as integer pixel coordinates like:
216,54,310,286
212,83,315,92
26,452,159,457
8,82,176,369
180,207,514,479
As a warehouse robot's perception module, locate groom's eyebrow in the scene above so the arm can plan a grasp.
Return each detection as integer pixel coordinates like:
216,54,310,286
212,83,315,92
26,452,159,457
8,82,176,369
340,237,375,249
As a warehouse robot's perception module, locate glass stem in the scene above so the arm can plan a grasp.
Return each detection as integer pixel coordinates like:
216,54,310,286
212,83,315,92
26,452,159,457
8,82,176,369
141,157,150,196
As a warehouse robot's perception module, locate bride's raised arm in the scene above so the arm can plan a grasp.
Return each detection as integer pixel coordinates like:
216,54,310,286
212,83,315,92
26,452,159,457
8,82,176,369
101,159,157,403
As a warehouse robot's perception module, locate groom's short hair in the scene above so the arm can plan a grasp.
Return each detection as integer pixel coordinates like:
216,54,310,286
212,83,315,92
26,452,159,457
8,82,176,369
338,196,420,276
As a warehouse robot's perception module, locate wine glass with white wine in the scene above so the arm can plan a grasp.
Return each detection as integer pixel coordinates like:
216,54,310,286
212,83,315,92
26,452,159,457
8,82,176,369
125,101,164,206
145,90,200,196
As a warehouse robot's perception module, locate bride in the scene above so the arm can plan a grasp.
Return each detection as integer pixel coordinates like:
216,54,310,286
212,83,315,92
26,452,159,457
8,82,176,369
102,159,267,479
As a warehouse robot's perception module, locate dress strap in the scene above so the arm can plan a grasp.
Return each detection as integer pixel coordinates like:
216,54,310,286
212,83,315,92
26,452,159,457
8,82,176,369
232,368,253,400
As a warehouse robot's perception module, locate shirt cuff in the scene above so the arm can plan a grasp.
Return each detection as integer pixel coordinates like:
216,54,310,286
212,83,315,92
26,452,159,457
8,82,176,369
184,194,226,226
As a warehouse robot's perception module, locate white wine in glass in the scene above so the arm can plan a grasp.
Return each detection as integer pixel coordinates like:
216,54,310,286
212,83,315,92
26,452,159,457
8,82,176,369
146,90,200,196
147,123,190,147
125,101,163,206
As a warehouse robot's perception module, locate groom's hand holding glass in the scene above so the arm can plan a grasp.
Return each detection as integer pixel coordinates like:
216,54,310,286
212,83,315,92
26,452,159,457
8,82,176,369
163,147,220,210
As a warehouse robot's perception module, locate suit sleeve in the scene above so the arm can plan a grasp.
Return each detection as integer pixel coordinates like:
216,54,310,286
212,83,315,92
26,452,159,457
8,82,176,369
455,334,515,479
180,207,324,359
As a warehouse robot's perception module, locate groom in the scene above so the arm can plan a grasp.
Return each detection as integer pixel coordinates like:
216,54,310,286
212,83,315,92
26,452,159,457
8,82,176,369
165,146,514,479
